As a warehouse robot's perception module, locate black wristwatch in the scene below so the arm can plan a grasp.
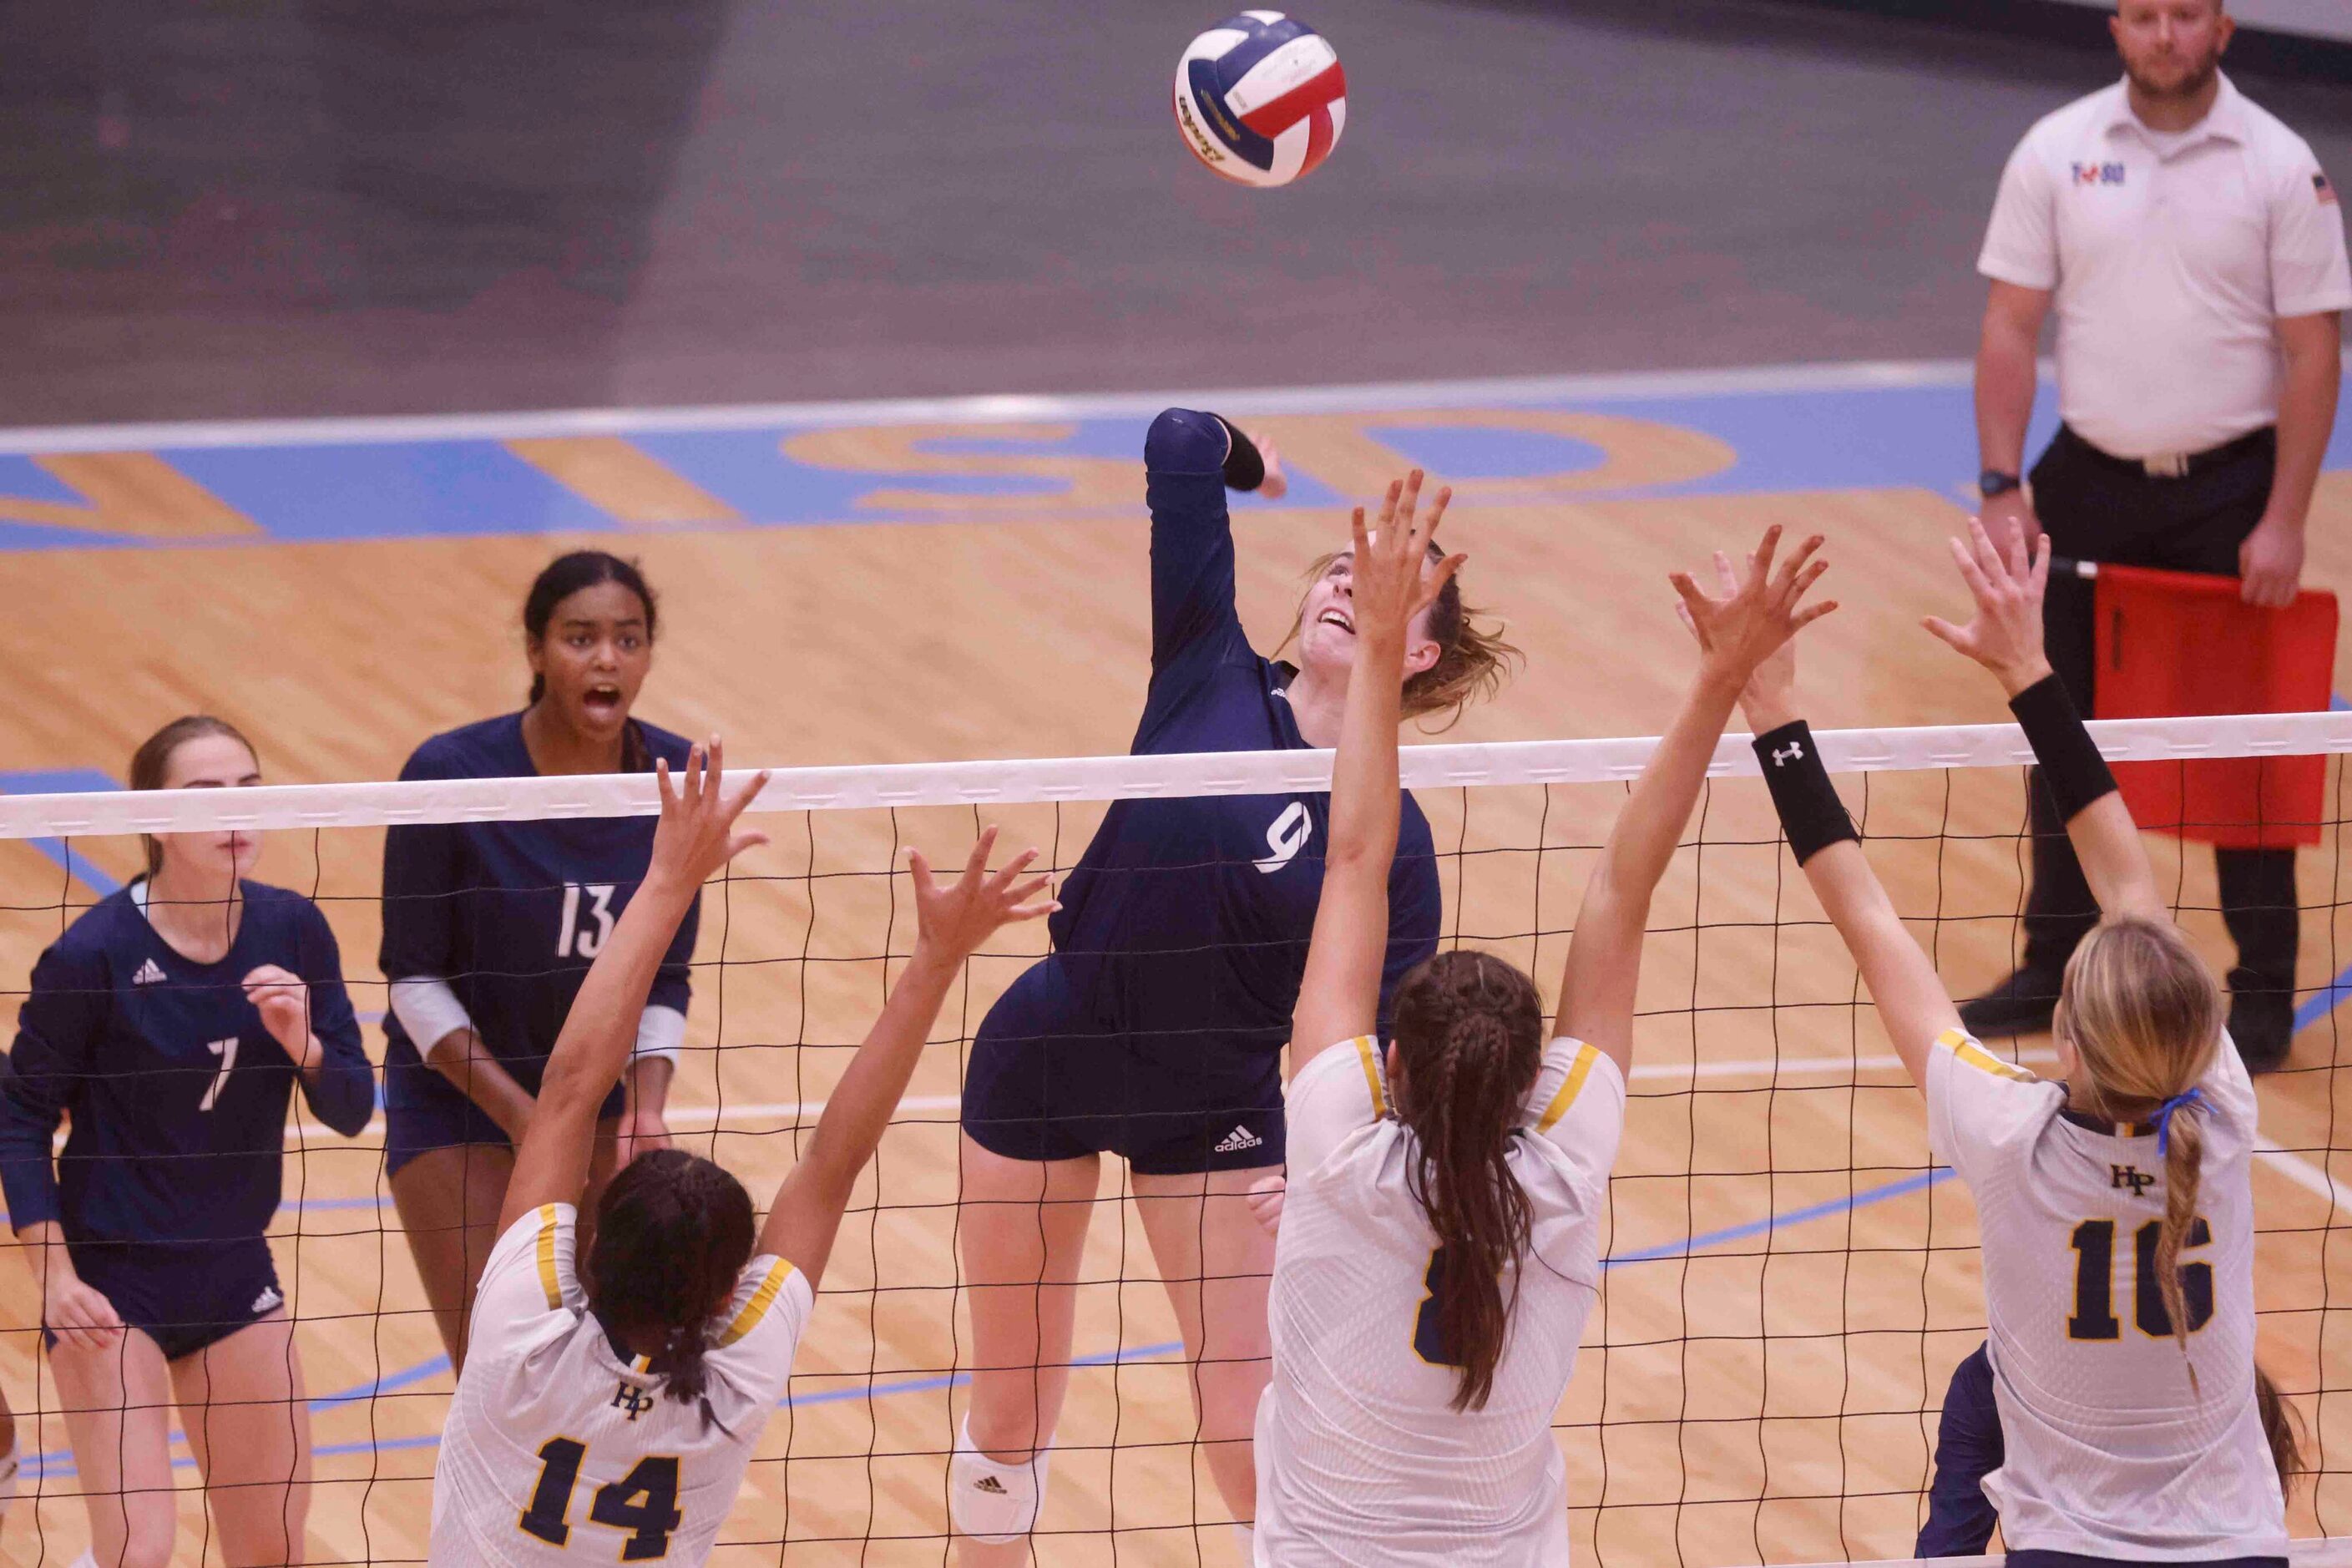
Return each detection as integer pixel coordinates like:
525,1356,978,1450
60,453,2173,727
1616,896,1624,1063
1979,468,2022,499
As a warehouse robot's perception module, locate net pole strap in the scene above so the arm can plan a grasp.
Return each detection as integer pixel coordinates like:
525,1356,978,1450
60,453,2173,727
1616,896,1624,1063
3,709,2348,839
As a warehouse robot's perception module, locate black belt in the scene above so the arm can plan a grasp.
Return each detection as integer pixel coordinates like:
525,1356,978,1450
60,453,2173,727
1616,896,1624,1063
2056,422,2274,481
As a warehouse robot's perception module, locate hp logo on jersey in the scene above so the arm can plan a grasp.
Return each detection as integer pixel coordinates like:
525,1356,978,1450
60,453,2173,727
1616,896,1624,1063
611,1383,657,1422
1254,801,1312,874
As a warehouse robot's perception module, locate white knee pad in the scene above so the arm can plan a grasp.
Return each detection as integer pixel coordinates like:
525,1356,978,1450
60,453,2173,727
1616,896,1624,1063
949,1414,1053,1544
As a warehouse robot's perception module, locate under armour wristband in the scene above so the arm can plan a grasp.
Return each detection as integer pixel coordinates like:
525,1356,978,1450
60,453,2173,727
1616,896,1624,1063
2008,673,2117,821
1753,720,1859,866
1211,415,1267,493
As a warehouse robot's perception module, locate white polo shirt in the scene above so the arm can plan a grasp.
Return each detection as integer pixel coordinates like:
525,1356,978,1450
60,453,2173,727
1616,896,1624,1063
1980,73,2351,459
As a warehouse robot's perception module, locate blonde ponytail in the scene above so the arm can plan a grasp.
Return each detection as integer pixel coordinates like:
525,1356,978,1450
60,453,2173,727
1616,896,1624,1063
2053,915,2224,1392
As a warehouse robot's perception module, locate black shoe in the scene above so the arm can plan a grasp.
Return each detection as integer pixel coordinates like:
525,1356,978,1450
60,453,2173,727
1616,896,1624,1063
2227,970,2294,1075
1957,969,2064,1039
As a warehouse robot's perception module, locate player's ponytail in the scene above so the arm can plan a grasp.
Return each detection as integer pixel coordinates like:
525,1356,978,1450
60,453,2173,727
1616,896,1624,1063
2054,914,2224,1389
1403,567,1521,730
129,715,259,878
2256,1363,2308,1495
1390,949,1546,1411
1279,549,1521,731
521,550,660,709
587,1148,756,1415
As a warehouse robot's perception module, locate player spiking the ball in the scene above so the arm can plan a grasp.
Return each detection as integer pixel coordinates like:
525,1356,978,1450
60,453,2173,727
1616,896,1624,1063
1257,496,1831,1565
430,741,1055,1566
1734,520,2289,1566
950,411,1517,1560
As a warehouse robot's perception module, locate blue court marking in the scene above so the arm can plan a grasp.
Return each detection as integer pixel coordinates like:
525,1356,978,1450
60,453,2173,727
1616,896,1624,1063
23,1355,451,1479
0,768,124,896
18,1161,1949,1479
1603,1168,1951,1266
169,442,616,544
9,377,2351,550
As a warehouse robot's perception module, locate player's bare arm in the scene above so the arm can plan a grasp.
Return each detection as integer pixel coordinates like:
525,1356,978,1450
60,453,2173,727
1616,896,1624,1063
1925,518,2162,920
498,742,769,1234
1288,470,1463,1072
761,829,1051,1287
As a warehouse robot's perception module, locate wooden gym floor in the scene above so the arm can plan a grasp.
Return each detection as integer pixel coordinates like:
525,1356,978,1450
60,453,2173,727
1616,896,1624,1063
3,366,2352,1565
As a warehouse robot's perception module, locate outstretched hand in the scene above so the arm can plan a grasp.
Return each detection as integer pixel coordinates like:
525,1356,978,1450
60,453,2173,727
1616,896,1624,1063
650,739,771,890
909,827,1058,964
1348,469,1466,658
1670,525,1837,695
1923,516,2055,697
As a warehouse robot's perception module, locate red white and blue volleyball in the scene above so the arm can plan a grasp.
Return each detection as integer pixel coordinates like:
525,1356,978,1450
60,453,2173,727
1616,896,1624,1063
1173,12,1348,189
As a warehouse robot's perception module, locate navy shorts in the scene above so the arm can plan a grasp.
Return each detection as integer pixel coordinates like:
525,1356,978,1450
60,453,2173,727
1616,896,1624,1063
382,1052,623,1177
56,1236,284,1363
961,957,1286,1176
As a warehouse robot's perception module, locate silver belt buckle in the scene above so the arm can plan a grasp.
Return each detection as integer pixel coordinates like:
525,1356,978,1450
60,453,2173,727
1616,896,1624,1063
2142,450,2191,478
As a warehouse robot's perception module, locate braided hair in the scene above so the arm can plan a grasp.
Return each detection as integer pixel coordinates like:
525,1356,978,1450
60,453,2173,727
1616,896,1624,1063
585,1149,756,1410
1388,949,1549,1410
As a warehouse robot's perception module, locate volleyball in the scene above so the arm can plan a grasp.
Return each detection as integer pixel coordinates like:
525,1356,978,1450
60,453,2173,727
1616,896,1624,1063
1172,11,1347,189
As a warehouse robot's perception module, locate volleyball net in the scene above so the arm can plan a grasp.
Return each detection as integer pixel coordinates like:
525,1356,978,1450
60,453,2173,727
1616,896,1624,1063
1,711,2349,1565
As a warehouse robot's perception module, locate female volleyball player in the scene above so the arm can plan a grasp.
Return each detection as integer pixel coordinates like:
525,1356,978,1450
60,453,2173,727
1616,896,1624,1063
951,412,1515,1560
431,741,1054,1565
0,716,374,1568
1264,485,1830,1564
380,550,700,1369
1916,1347,2304,1555
1741,519,2287,1566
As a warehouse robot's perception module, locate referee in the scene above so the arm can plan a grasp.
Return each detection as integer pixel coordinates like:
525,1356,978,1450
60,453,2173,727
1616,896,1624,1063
1965,0,2349,1072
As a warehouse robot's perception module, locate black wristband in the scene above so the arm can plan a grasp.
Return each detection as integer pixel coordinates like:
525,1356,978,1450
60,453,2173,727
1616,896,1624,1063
1753,720,1859,866
2009,673,2117,821
1211,414,1267,492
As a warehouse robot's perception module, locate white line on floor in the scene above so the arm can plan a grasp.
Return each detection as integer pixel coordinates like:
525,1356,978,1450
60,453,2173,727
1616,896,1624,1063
0,357,1990,455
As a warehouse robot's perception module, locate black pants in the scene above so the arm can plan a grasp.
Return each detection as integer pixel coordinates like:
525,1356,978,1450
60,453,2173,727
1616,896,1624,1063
2020,425,2298,998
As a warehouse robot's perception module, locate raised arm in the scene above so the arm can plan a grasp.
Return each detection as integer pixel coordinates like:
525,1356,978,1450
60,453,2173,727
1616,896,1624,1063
1735,644,1960,1087
1288,471,1463,1073
758,831,1053,1287
1145,409,1283,670
1924,519,2161,920
1556,527,1834,1076
498,742,768,1234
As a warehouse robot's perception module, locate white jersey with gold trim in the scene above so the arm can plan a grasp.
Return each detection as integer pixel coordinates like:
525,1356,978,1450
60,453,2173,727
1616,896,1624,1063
1925,1029,2284,1560
429,1203,813,1566
1255,1035,1626,1566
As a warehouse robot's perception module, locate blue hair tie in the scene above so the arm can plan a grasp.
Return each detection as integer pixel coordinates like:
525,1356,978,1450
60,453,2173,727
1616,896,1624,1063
2152,1086,2208,1156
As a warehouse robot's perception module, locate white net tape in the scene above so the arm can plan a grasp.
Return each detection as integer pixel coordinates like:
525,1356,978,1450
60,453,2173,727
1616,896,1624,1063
3,710,2345,837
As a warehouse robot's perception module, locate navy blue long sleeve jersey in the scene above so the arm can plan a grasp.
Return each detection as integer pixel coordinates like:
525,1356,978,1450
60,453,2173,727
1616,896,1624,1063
377,714,698,1093
1045,409,1442,1050
0,881,372,1244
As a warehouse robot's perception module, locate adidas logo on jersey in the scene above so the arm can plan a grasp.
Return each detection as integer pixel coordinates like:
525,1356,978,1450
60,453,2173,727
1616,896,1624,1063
1214,1125,1263,1154
972,1476,1009,1495
251,1285,284,1315
132,959,167,986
